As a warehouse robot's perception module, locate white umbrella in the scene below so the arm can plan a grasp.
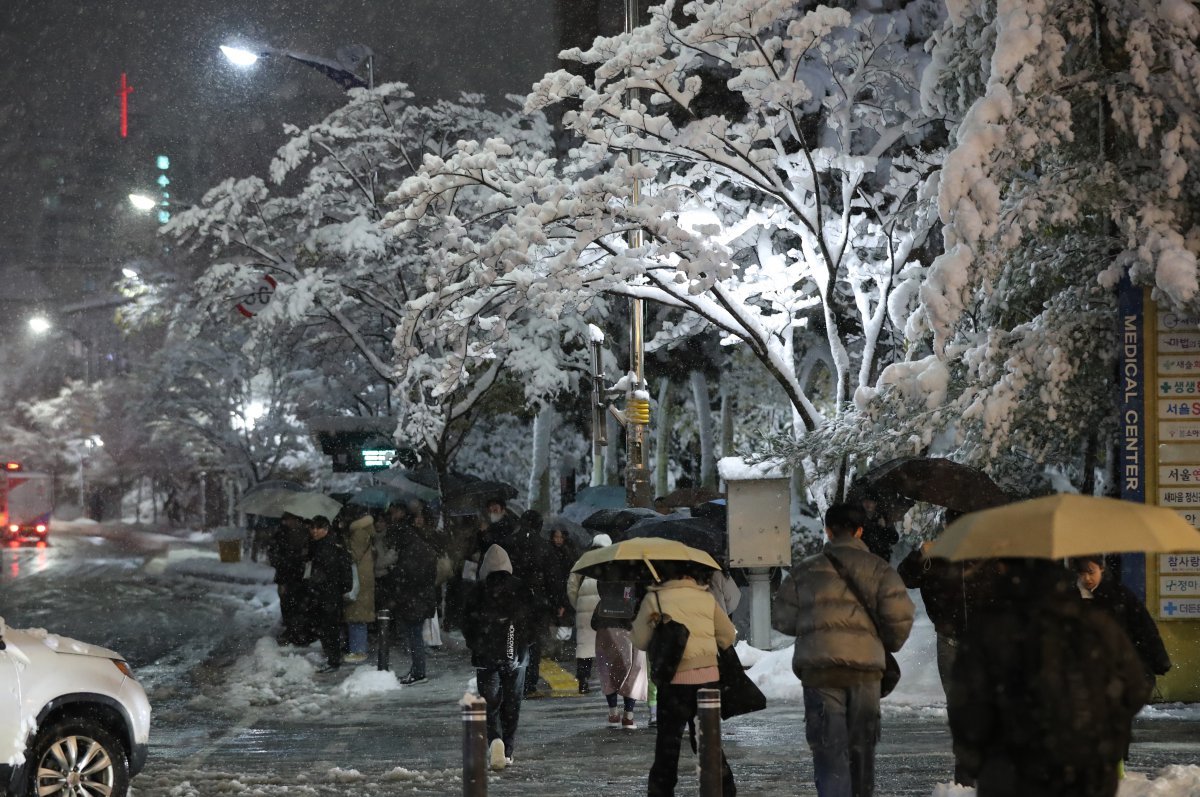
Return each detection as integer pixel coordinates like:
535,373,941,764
277,492,344,521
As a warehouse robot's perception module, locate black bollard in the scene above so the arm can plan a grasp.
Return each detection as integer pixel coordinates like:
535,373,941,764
462,695,488,797
377,609,392,672
697,687,723,797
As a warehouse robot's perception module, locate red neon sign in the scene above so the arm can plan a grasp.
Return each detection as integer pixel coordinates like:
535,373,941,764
117,73,133,138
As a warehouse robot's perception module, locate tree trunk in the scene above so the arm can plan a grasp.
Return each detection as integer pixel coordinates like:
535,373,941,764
691,371,717,489
654,378,672,498
527,405,554,514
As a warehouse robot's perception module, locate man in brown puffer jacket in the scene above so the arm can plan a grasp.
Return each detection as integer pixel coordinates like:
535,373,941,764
772,503,915,797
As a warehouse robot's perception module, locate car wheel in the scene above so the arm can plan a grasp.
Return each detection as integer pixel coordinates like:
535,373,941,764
27,717,130,797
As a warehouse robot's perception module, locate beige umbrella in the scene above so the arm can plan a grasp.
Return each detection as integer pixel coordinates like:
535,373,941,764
276,491,344,521
571,536,720,582
235,488,302,516
928,493,1200,561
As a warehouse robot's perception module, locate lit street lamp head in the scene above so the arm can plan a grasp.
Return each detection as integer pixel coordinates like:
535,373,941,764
28,316,51,335
128,193,158,211
220,45,262,67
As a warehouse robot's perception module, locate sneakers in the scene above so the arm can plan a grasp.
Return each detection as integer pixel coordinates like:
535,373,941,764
622,710,637,730
489,739,507,771
608,707,622,726
399,673,428,685
344,652,369,664
578,681,591,695
316,663,341,674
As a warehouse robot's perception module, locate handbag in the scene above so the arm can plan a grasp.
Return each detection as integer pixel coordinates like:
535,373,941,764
343,562,361,602
646,592,690,686
716,645,766,719
824,552,901,697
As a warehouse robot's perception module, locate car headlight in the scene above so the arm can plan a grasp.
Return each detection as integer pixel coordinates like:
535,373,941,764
112,659,136,679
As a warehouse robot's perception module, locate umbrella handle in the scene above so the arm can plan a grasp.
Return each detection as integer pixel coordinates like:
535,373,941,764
643,555,661,583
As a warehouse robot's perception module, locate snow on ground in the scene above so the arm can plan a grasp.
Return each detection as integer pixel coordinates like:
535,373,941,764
189,637,404,719
147,546,276,585
929,765,1200,796
131,766,462,796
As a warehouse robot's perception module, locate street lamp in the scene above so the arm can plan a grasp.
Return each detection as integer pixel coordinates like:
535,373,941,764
127,193,158,211
220,40,375,90
28,315,51,335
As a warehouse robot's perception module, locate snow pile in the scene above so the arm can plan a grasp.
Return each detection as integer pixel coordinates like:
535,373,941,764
931,765,1200,796
203,637,320,714
134,765,462,795
153,548,275,585
382,767,460,784
718,456,787,481
335,668,402,698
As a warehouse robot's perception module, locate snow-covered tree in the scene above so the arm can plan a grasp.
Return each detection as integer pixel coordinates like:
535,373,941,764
166,85,576,481
819,0,1200,487
387,0,943,454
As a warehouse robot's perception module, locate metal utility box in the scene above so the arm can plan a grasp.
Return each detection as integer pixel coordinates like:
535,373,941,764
727,477,791,567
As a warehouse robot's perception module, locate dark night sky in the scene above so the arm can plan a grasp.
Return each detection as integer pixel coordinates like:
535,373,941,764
0,0,584,314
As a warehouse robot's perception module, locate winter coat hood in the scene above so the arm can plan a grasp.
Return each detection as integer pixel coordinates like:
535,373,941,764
480,543,513,580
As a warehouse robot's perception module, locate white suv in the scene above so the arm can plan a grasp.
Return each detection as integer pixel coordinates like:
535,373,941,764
0,618,150,797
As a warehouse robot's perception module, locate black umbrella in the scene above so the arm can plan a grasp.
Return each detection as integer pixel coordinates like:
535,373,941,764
581,507,660,538
624,513,727,562
851,457,1011,516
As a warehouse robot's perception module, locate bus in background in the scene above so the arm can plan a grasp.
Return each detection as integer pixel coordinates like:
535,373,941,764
1,461,53,543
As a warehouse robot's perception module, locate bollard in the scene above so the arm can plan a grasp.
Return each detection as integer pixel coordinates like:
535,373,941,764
462,695,488,797
377,609,392,672
697,687,723,797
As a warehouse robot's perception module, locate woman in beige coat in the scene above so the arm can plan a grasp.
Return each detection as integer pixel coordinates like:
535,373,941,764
566,534,606,693
343,511,377,663
633,562,737,796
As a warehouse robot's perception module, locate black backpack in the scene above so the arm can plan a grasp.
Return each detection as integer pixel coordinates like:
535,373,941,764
470,577,523,666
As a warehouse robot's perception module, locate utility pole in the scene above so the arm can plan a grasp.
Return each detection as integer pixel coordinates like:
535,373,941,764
622,0,653,509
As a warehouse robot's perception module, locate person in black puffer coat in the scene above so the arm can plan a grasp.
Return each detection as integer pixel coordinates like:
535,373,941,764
387,502,440,684
463,544,536,771
1071,555,1171,687
948,559,1150,797
301,515,354,673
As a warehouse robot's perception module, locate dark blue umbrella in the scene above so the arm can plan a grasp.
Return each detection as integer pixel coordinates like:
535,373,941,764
624,513,727,562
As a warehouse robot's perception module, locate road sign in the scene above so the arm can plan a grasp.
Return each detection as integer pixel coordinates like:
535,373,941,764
236,274,277,318
1160,553,1200,573
1159,598,1200,619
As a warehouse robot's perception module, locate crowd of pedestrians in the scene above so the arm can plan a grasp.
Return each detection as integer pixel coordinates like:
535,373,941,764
258,489,1170,797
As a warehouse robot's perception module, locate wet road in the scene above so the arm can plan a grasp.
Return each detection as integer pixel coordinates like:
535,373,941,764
3,528,1199,796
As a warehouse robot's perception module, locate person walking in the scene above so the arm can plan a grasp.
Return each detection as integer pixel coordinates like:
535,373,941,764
948,558,1150,797
594,578,648,729
463,544,536,772
387,502,440,684
545,522,579,658
342,506,377,664
633,562,738,796
772,503,915,797
1072,555,1171,688
566,535,606,694
301,515,353,674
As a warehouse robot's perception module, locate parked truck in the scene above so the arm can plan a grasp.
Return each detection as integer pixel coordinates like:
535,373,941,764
1,462,53,542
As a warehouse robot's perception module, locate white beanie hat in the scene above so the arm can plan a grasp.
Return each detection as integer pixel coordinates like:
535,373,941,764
591,533,613,548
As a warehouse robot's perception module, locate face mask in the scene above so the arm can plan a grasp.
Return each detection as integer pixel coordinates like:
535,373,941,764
488,512,504,524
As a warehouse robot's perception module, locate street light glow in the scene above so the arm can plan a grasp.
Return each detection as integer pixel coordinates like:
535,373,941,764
128,193,157,211
220,45,260,67
122,268,140,280
28,316,51,335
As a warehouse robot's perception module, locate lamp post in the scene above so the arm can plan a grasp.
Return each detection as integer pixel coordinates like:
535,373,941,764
219,42,375,90
622,0,652,509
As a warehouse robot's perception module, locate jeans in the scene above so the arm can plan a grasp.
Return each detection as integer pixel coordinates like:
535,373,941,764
803,683,881,797
477,654,528,757
348,622,368,655
648,682,735,797
403,620,426,678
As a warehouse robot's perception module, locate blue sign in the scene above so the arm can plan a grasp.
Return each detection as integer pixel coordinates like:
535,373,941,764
1118,275,1146,599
